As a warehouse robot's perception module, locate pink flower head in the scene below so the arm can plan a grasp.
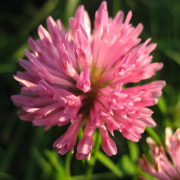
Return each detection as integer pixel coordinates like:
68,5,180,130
12,1,165,159
139,128,180,180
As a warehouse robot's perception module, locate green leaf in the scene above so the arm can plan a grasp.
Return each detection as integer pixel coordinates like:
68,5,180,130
116,155,136,175
159,47,180,65
44,150,65,180
127,141,139,161
157,96,167,115
32,147,52,179
96,151,123,177
65,151,73,180
145,126,160,144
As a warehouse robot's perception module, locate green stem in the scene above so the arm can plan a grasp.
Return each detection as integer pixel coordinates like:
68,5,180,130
65,151,73,180
146,126,160,144
85,131,101,180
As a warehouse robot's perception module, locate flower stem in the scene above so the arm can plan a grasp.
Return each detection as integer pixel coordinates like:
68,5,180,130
65,151,73,180
85,130,101,180
146,126,160,143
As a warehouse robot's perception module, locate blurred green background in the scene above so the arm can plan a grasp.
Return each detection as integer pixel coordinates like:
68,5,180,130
1,0,180,179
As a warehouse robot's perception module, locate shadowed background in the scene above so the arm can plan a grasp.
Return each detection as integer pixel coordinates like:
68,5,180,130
0,0,180,179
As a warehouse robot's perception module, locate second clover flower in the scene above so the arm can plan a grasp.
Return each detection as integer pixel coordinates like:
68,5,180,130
12,1,165,160
139,128,180,180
